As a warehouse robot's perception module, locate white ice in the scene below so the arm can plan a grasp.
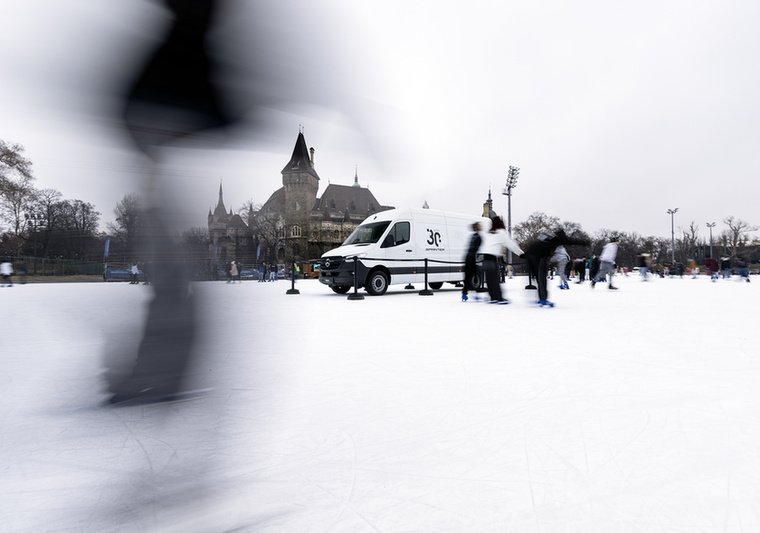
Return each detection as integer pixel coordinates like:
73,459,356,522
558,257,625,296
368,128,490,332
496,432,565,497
1,273,759,532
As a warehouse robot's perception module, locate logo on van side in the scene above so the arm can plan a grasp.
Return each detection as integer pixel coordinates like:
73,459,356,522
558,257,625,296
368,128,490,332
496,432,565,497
425,228,445,251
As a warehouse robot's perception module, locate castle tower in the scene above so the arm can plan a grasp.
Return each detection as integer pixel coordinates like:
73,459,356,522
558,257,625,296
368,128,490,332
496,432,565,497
281,131,320,225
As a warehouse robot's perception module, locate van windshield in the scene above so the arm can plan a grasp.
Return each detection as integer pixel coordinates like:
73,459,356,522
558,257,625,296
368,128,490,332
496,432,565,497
343,221,391,246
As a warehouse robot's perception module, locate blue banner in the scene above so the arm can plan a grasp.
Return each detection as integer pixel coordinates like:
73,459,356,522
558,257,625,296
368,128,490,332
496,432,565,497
214,242,219,260
103,236,111,258
256,243,261,261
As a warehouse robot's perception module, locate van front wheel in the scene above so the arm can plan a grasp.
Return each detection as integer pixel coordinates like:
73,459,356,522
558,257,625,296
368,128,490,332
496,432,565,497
428,282,443,290
331,285,351,294
366,270,389,296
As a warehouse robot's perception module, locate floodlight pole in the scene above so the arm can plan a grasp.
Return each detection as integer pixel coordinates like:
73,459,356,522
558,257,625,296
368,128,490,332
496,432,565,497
24,211,40,274
667,208,679,266
706,222,715,259
502,166,520,267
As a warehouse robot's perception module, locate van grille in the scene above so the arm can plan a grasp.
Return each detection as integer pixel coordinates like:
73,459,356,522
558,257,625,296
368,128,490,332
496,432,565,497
320,256,344,271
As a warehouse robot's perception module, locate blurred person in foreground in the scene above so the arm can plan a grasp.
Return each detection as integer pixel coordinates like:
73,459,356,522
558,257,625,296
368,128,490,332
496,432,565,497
105,0,238,405
523,229,590,307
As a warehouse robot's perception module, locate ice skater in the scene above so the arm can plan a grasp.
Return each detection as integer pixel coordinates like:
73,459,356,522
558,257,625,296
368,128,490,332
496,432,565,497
592,236,619,290
524,229,590,307
736,257,750,282
1,261,13,287
230,260,241,283
705,256,719,281
637,253,652,280
551,245,571,289
461,221,482,302
480,216,523,304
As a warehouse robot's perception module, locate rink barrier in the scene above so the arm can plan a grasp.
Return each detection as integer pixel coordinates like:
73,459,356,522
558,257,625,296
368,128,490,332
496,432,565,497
338,255,516,298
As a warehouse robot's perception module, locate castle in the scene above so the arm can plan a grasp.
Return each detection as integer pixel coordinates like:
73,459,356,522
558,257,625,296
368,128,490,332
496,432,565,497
208,131,393,264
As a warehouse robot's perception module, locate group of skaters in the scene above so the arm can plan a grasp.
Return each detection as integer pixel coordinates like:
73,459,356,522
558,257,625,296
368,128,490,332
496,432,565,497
703,256,751,282
221,261,280,283
257,262,279,282
462,217,755,307
461,217,623,307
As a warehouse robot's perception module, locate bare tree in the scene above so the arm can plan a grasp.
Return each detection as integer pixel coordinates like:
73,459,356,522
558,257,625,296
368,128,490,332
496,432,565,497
249,209,283,263
0,141,36,248
30,188,62,257
107,193,143,261
238,199,261,226
513,212,560,246
679,221,700,262
722,216,759,263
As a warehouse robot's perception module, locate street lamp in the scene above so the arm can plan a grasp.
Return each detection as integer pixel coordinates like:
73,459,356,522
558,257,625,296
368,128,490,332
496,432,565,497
501,165,520,266
667,208,679,266
706,222,715,260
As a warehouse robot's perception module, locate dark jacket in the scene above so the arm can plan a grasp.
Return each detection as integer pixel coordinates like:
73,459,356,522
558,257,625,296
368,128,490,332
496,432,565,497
465,233,482,264
525,230,590,258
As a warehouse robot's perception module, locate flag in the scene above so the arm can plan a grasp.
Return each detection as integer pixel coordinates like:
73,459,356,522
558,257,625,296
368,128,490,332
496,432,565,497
214,242,219,260
256,243,261,261
104,236,111,258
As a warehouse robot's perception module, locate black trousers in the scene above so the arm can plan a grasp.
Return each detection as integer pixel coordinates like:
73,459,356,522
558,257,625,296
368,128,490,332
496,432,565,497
526,254,548,301
462,259,478,294
483,254,503,301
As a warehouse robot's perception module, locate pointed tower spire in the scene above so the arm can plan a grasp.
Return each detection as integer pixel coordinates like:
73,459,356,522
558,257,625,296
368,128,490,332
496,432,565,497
482,188,496,218
281,131,320,179
352,165,360,187
213,180,228,220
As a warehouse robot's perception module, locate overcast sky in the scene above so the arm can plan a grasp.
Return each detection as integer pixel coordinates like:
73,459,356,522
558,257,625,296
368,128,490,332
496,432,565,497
3,0,759,240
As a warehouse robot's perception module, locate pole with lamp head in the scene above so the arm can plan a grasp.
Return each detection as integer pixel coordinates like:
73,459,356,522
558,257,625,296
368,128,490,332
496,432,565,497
667,208,679,266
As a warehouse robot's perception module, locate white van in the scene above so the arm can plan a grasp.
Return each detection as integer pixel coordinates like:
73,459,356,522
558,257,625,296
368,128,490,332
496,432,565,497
319,208,489,295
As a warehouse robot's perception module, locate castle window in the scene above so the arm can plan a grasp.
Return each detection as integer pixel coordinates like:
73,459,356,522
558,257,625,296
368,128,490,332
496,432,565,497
291,225,302,237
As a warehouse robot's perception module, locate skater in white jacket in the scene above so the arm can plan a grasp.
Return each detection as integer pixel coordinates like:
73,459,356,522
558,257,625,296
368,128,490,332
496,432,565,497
479,216,523,303
593,236,619,289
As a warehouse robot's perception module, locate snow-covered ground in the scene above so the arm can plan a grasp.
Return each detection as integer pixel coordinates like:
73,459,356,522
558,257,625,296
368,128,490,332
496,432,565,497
1,273,759,532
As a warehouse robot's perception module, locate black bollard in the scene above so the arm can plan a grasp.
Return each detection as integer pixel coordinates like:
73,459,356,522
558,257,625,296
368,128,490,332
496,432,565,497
419,258,433,296
347,256,364,300
286,261,299,294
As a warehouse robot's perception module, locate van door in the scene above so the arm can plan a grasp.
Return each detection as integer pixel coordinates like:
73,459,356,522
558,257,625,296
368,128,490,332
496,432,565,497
379,220,419,286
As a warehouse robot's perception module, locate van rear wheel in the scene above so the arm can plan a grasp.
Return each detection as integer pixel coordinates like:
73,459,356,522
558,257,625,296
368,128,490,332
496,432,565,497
366,270,389,296
331,285,350,294
468,272,482,290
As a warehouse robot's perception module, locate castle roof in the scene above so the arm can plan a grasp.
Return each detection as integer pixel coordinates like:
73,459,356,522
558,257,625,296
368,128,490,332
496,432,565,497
312,183,391,216
227,213,248,229
281,131,320,180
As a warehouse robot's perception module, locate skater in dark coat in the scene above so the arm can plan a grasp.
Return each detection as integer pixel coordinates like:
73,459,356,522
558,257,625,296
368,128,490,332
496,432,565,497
524,229,590,307
589,255,600,283
461,222,482,301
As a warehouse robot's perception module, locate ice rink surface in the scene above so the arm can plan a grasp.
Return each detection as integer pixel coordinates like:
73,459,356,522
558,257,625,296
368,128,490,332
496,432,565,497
1,273,759,532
